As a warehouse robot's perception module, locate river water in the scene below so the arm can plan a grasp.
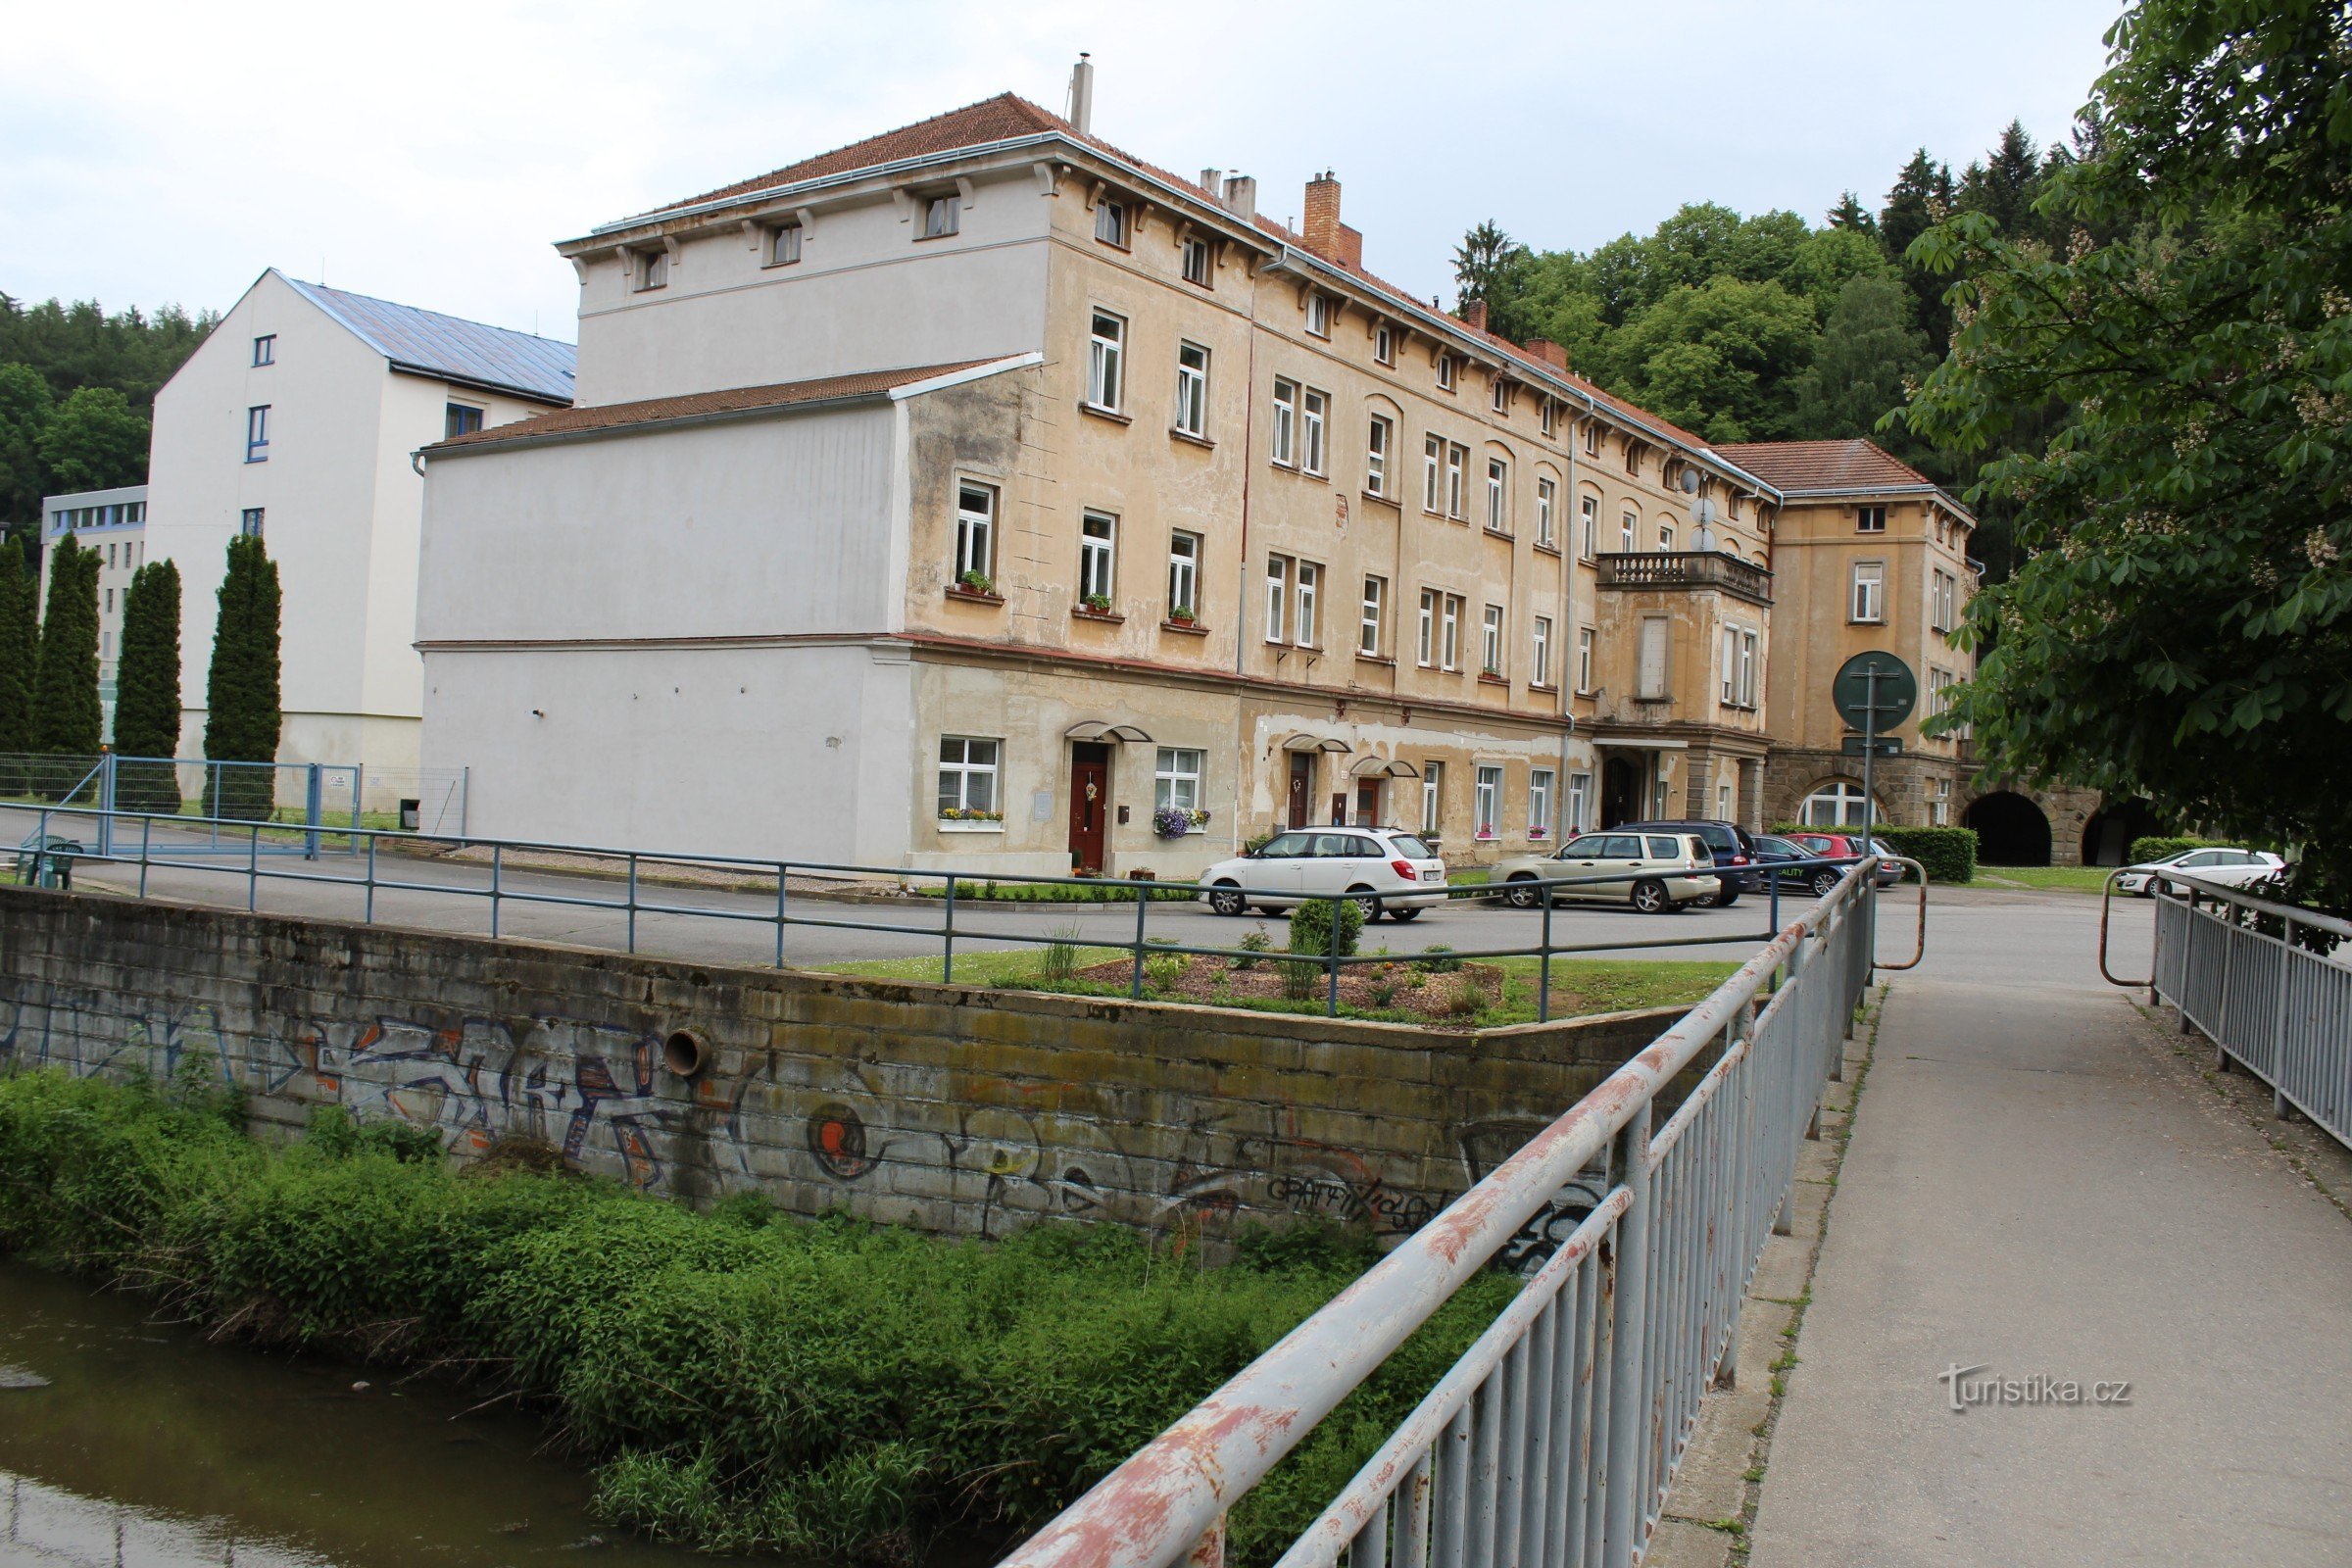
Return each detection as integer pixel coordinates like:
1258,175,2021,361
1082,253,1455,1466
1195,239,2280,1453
0,1261,765,1568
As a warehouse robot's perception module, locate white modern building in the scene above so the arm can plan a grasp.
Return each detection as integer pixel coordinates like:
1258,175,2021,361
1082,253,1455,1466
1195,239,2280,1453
145,270,574,787
37,484,147,743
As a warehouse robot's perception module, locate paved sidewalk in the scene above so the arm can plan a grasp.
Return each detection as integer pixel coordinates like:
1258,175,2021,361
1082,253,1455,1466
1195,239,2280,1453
1749,975,2352,1566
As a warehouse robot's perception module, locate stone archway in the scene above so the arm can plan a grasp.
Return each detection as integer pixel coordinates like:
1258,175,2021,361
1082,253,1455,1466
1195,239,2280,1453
2080,798,2166,866
1964,790,2053,866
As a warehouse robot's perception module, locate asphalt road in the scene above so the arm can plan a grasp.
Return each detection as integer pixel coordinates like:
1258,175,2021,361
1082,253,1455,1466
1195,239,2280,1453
6,804,2153,981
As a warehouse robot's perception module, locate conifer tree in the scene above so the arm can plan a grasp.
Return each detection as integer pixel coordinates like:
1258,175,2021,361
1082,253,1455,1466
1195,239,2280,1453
114,557,183,813
202,535,281,820
28,534,102,784
0,536,35,791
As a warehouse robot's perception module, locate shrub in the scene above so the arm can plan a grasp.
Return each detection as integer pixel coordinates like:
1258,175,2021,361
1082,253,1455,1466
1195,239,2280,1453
1277,958,1322,1001
1871,825,1977,884
1143,953,1188,992
2128,834,2231,865
1037,925,1085,983
1232,928,1272,971
1413,944,1462,975
1288,897,1364,960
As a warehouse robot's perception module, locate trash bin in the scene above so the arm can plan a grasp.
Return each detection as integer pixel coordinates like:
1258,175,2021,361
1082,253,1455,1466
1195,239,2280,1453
399,798,420,831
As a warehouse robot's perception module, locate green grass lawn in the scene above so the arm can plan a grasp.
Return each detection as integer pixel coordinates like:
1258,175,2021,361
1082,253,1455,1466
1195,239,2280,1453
1974,864,2119,894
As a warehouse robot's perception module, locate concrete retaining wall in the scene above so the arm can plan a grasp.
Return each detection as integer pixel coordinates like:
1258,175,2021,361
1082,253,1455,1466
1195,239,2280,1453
0,885,1700,1250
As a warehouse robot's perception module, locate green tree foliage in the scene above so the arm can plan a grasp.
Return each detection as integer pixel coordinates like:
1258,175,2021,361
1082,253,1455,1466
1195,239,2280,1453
0,365,55,529
202,535,282,820
1598,275,1819,442
1451,219,1532,319
29,534,101,764
1826,191,1878,234
1789,276,1936,448
115,559,183,812
0,537,35,787
1904,0,2352,906
38,387,149,493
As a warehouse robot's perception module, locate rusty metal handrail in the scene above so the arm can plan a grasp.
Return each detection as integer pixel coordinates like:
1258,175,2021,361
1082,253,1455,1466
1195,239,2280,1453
2098,866,2153,988
1873,856,1931,970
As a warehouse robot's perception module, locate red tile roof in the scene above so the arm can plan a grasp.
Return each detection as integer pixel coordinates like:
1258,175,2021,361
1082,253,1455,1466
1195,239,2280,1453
1711,439,1935,494
423,359,1009,453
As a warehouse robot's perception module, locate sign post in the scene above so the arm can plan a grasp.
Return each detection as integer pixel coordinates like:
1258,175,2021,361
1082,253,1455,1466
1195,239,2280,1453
1831,651,1916,977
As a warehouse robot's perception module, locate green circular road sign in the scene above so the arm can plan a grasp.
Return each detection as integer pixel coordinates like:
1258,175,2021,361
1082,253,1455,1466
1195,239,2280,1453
1833,651,1918,733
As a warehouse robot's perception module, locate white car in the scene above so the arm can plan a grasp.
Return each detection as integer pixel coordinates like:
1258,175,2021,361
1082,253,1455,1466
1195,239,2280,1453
2114,846,2284,897
1198,827,1448,921
1492,831,1720,914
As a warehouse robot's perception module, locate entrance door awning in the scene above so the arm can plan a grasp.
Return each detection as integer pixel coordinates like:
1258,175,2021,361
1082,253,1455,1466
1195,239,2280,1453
1282,734,1352,754
1065,720,1154,743
1350,756,1420,778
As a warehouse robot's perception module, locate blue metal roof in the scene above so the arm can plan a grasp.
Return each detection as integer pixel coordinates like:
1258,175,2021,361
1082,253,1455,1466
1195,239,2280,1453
280,273,576,405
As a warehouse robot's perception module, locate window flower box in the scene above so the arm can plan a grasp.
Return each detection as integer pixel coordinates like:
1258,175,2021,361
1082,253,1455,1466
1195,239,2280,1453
1152,806,1211,839
939,808,1004,833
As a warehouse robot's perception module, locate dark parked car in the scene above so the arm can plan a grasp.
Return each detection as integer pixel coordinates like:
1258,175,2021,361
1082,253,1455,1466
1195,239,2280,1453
1611,818,1758,906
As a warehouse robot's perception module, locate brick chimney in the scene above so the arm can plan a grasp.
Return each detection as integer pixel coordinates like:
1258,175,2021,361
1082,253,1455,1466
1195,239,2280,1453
1460,299,1489,333
1525,337,1569,369
1300,172,1364,268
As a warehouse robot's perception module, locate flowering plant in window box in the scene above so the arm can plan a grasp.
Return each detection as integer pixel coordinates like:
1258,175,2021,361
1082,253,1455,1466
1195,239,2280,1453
939,807,1004,822
1167,603,1197,625
1152,806,1209,839
1082,592,1114,613
955,569,996,597
1475,826,1496,840
1481,662,1503,678
1529,827,1547,840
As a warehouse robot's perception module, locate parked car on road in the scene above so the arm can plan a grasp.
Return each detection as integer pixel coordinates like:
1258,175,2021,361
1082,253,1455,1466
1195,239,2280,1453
1610,818,1759,906
1197,827,1447,920
1750,835,1854,900
2114,846,2284,897
1491,831,1718,914
1783,832,1905,887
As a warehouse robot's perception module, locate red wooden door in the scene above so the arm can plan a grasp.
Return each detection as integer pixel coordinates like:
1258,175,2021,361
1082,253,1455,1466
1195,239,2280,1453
1288,753,1313,829
1069,745,1109,871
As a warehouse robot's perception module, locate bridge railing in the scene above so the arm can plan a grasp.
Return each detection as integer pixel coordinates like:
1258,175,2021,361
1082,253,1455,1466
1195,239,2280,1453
2152,876,2352,1151
997,862,1879,1568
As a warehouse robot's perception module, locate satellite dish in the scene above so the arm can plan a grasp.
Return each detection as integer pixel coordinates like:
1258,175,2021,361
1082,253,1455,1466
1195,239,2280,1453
1679,467,1700,495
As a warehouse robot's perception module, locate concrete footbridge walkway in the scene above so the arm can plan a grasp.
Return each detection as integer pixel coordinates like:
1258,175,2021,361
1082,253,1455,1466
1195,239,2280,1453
1680,889,2352,1567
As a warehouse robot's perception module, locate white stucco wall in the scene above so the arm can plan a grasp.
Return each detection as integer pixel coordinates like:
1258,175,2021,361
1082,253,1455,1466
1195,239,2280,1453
570,170,1050,404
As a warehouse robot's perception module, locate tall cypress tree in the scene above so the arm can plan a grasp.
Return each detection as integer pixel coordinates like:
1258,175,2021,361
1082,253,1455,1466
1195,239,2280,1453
29,533,102,792
202,534,281,820
114,558,183,813
0,536,35,793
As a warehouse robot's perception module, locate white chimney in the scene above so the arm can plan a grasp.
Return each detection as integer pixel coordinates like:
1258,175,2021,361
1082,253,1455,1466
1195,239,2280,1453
1222,173,1256,220
1066,53,1095,135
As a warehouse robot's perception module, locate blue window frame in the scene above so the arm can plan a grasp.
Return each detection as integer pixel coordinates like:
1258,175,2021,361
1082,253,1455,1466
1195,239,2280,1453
444,403,484,439
246,405,270,463
253,334,275,367
240,509,265,539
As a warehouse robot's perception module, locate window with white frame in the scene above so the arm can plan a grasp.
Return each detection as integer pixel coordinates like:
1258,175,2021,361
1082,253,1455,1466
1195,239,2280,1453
1637,616,1669,699
1436,353,1455,391
1174,341,1210,438
1360,575,1386,656
1301,388,1328,475
1932,567,1958,633
1087,311,1125,410
1718,780,1735,820
937,736,1000,816
1537,478,1556,548
1296,561,1321,645
1182,235,1213,286
955,483,996,584
245,405,270,463
1367,414,1394,496
1658,521,1676,553
769,224,803,266
1491,377,1510,415
1442,594,1463,668
1720,625,1758,707
1424,434,1444,511
1533,615,1553,687
1486,458,1509,531
1154,747,1204,812
1541,400,1557,438
1620,509,1637,552
1271,378,1298,466
634,249,668,290
1374,322,1395,365
1583,420,1602,458
1305,293,1330,337
1576,625,1594,692
1530,768,1554,838
1481,604,1504,673
1931,775,1952,826
1566,771,1591,833
1079,512,1116,603
1264,554,1291,642
1580,494,1598,559
1095,199,1129,247
1422,761,1445,833
1167,530,1200,617
1851,561,1886,622
922,194,960,237
1475,765,1502,837
1801,780,1873,828
1857,504,1887,533
1446,443,1467,518
1417,590,1437,665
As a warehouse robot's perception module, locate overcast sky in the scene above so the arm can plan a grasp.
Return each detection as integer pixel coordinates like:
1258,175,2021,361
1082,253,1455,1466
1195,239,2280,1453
4,0,2124,346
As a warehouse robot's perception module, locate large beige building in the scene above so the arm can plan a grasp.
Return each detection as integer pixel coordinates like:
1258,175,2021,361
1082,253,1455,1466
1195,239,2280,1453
416,78,1984,874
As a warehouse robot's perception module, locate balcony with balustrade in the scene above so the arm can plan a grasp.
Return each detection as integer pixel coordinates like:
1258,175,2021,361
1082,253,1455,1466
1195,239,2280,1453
1594,550,1774,607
